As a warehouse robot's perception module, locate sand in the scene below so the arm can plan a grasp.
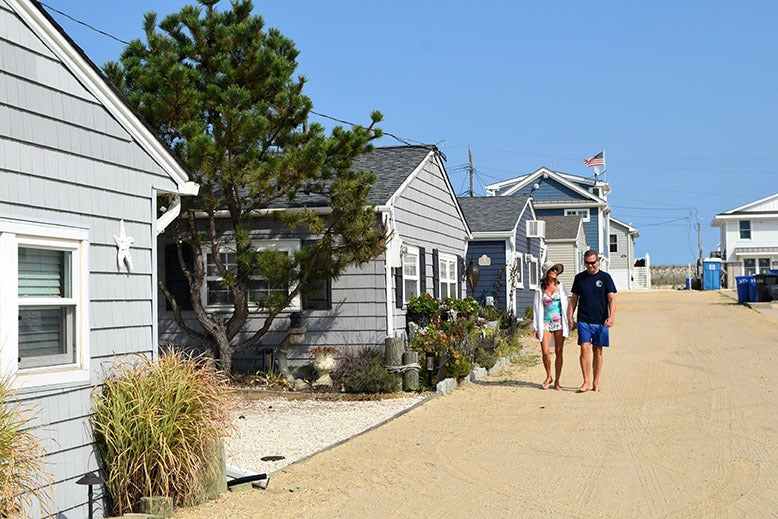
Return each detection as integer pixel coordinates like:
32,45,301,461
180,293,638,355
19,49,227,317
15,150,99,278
174,290,778,518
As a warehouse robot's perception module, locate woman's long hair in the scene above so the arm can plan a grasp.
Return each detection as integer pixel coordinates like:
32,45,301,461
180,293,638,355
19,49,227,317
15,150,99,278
541,272,559,291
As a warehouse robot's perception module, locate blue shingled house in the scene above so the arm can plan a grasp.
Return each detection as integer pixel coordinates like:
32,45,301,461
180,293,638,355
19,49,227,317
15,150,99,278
457,196,543,318
485,167,613,269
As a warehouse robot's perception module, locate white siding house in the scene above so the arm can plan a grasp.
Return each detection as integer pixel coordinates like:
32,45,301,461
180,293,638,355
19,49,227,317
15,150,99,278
608,217,639,291
711,192,778,288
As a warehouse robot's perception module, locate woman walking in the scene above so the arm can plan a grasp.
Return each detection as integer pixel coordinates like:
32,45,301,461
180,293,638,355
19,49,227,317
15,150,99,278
532,261,570,390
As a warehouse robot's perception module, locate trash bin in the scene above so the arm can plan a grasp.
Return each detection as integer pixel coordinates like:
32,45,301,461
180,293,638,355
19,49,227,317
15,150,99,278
736,276,756,303
685,277,692,290
755,273,778,302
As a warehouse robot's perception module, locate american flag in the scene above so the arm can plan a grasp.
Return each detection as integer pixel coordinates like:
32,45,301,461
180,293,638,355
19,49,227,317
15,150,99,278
584,151,605,168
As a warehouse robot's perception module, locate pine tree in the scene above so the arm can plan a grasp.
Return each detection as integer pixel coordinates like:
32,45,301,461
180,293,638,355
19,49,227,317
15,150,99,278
104,0,385,373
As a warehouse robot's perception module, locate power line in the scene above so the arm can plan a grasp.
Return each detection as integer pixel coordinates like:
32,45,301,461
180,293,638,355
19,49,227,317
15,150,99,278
38,1,130,45
40,3,430,149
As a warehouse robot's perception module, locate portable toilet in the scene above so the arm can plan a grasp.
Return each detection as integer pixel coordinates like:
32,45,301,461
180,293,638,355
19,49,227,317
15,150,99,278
703,258,722,290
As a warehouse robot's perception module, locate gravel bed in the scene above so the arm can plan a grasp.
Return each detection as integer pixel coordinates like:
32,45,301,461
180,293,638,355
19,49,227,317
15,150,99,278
224,394,428,475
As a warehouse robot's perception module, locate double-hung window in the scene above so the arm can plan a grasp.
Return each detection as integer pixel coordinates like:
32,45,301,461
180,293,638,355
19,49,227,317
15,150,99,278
205,240,300,310
610,234,618,253
528,256,539,289
402,245,419,304
739,220,751,239
0,220,89,389
438,253,458,298
513,254,524,288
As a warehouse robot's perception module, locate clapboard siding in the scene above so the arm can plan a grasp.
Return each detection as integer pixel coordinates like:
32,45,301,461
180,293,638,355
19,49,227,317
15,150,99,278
466,240,506,306
1,2,188,516
159,151,469,368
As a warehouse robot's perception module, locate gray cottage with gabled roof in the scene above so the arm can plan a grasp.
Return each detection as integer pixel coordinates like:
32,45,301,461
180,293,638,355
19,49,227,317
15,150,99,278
539,215,586,288
1,0,198,516
457,195,543,318
159,145,472,369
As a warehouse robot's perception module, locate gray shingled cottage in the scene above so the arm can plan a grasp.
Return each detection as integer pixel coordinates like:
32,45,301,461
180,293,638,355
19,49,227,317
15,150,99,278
159,145,472,370
0,0,199,516
538,215,586,288
457,196,543,318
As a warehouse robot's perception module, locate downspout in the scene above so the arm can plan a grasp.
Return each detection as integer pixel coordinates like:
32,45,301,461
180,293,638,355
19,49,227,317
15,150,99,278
378,206,397,338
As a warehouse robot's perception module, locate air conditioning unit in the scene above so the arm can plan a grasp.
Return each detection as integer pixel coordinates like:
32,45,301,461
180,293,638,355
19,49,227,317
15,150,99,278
527,220,545,238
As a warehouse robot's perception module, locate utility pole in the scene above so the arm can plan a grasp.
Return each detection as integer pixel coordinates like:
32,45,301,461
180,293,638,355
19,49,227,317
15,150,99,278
468,146,474,197
697,221,703,279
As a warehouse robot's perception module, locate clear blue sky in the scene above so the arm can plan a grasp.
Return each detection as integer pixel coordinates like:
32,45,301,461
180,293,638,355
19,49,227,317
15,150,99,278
40,0,778,265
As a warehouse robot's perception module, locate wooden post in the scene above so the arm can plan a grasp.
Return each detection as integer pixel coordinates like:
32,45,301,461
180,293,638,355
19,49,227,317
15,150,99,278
402,350,419,391
384,337,404,392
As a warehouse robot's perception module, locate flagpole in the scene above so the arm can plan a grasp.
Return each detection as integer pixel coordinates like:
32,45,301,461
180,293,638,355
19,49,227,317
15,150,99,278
601,147,607,183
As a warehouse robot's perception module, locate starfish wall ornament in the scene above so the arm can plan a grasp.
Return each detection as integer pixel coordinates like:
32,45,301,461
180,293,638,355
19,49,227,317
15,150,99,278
114,219,134,273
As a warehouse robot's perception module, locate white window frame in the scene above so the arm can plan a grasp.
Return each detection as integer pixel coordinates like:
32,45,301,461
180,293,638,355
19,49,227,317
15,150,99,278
438,252,458,299
402,245,420,305
204,239,301,311
528,256,539,289
0,220,89,390
609,234,618,253
739,220,751,240
514,253,524,289
564,208,590,222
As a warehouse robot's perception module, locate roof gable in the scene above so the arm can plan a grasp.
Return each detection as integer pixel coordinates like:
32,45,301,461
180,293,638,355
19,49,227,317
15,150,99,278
350,146,434,205
10,0,197,195
457,195,531,234
540,215,583,240
720,192,778,215
609,216,639,237
490,167,603,203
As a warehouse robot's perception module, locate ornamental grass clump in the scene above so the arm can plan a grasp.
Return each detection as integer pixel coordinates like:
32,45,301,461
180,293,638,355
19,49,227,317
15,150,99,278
0,380,52,517
92,351,233,516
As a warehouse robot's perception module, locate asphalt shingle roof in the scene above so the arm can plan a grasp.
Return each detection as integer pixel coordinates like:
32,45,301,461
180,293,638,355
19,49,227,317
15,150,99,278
456,196,531,233
353,146,435,204
541,215,582,240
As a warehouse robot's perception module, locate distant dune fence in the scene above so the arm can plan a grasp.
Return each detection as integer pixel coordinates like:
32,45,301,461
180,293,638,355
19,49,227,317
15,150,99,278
650,265,696,289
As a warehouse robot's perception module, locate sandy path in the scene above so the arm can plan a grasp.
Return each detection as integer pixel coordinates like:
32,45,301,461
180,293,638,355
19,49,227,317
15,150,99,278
175,290,778,518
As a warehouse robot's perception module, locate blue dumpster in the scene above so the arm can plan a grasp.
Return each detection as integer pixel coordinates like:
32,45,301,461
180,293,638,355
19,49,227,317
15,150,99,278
703,258,722,290
736,276,756,303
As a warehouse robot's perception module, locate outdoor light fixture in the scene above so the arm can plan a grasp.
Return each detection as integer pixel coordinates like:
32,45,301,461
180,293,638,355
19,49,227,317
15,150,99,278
425,350,436,387
76,472,102,519
289,311,303,328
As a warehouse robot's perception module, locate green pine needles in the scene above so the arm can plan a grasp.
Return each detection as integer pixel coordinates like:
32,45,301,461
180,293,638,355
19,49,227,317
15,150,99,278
92,351,232,515
104,0,386,374
0,380,52,517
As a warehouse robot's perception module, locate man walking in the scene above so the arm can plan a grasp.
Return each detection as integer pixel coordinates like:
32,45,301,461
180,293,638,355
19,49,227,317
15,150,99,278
567,250,616,392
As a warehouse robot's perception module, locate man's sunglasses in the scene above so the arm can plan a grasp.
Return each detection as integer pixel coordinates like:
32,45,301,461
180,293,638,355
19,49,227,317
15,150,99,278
584,259,598,265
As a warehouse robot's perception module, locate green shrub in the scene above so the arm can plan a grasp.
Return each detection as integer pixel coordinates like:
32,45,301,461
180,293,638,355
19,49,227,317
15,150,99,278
92,351,232,515
474,347,497,370
333,347,395,394
407,293,440,319
0,381,52,516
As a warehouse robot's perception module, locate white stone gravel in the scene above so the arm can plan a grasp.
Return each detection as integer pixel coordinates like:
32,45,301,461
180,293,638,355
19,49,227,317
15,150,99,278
224,395,427,476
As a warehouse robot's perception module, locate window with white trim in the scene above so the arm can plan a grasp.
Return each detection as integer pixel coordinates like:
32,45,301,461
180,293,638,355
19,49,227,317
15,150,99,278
744,257,771,276
205,241,300,310
609,234,618,253
739,220,751,239
438,252,458,298
528,256,539,288
513,253,524,288
402,245,420,304
564,208,590,222
0,220,89,389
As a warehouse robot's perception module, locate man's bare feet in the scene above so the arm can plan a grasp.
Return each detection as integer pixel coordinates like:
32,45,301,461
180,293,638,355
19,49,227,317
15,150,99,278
576,384,591,393
541,377,553,390
554,384,562,391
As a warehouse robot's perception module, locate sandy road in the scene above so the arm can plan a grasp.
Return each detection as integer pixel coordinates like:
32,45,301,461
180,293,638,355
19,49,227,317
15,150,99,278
175,290,778,518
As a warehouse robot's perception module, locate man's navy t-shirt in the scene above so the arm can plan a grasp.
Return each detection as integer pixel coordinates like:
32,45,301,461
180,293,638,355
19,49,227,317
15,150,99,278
571,270,617,324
